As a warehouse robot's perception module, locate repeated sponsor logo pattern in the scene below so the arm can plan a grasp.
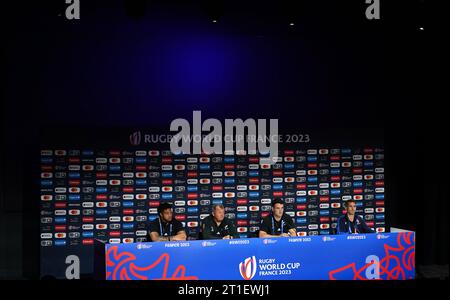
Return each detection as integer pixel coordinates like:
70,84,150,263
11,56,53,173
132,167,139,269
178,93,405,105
40,148,386,247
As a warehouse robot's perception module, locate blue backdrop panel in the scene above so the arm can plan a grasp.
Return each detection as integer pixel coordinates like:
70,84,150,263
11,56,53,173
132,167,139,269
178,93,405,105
105,232,415,280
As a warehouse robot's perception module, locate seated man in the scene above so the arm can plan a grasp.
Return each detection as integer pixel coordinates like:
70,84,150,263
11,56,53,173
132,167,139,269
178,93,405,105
201,204,239,239
259,198,296,237
336,200,374,234
149,202,187,241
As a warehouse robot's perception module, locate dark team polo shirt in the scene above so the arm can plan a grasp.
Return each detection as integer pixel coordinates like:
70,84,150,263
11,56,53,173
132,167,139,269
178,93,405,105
260,214,295,236
201,215,239,240
148,217,185,240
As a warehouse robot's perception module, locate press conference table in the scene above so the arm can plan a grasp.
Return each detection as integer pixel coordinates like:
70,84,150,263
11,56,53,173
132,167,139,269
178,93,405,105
104,231,415,280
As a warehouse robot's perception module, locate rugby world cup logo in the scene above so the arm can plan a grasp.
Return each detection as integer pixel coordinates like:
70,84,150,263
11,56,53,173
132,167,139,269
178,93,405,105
130,131,141,146
239,256,257,280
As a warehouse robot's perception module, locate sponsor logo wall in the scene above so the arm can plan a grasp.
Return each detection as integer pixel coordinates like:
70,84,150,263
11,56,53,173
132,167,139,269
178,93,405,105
40,147,386,277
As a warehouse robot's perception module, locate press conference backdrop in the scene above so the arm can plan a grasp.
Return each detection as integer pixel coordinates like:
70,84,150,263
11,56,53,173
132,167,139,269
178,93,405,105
39,147,386,278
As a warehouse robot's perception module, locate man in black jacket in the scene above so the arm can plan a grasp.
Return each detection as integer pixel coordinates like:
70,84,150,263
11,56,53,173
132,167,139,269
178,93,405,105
201,204,239,240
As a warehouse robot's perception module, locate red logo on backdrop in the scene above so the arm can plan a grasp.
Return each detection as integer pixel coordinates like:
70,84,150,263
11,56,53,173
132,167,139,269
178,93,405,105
96,195,107,200
237,220,248,226
162,158,172,163
249,157,259,163
320,197,330,202
175,215,186,221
